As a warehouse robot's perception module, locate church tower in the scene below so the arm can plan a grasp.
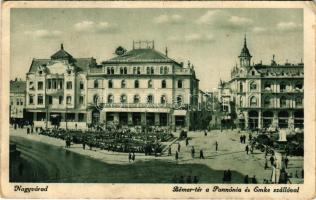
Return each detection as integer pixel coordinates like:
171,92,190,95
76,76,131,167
238,35,252,68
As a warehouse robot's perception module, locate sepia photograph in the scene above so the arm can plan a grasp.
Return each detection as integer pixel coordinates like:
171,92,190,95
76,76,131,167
1,1,315,199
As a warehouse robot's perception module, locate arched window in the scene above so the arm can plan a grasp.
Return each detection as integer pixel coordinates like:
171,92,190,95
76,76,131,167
137,67,141,74
80,81,84,90
120,67,124,74
280,82,286,92
107,94,114,103
264,82,271,91
147,95,154,104
120,94,127,103
124,67,127,74
148,80,153,88
134,95,140,104
250,81,257,91
134,80,139,88
133,67,136,74
250,96,257,107
239,82,243,92
295,82,303,90
164,66,168,74
161,95,167,104
94,80,99,88
161,80,166,88
108,80,113,88
178,80,183,88
280,96,287,108
160,66,163,74
111,67,114,74
93,94,99,104
151,67,154,74
146,67,150,74
107,68,111,74
121,80,126,88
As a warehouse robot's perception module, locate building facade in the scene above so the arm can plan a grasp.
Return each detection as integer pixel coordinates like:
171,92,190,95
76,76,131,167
10,79,26,124
87,41,200,130
25,44,97,129
219,36,304,130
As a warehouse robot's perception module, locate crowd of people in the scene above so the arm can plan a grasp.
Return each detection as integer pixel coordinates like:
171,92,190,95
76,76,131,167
37,126,174,155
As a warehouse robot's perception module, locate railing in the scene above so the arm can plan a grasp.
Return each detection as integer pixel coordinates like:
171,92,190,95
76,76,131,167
88,103,189,110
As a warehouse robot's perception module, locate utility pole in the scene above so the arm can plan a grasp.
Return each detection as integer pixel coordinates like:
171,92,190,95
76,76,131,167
45,73,48,130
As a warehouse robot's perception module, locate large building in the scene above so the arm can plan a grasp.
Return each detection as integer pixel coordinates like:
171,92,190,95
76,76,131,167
25,42,201,130
25,44,97,129
87,41,200,130
218,36,304,130
10,79,26,124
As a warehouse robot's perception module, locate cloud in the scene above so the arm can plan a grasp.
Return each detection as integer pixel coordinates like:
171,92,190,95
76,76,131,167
252,26,267,33
74,20,118,33
154,14,184,24
276,22,302,31
196,10,253,29
168,33,215,43
24,29,62,39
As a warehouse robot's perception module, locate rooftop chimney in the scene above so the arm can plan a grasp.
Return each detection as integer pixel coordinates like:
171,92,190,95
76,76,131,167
61,43,64,50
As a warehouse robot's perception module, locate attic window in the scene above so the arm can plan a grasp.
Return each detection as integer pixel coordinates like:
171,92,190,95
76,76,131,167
67,70,71,75
39,71,43,75
251,71,255,76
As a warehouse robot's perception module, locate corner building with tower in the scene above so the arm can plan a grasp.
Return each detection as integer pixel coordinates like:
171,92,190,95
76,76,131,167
218,36,304,130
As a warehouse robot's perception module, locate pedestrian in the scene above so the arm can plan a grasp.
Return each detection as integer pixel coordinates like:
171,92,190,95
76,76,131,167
82,140,86,150
185,138,189,146
215,141,218,151
175,151,179,163
132,152,135,161
270,155,275,166
204,130,207,136
264,158,268,169
284,156,289,169
168,146,171,156
252,175,257,184
240,135,242,143
128,152,132,163
245,145,249,155
178,143,181,152
191,146,195,159
223,170,227,182
199,149,204,159
227,169,232,182
27,127,30,134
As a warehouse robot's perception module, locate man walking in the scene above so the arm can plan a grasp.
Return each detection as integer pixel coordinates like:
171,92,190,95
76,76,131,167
178,143,181,152
245,145,249,155
128,152,132,163
191,146,195,159
175,151,179,163
215,141,218,151
199,149,204,159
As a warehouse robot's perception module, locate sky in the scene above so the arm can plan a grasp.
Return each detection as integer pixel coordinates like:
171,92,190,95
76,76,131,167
10,8,303,91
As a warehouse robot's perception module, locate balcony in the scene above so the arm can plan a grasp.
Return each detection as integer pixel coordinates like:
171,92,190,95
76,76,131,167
87,103,189,110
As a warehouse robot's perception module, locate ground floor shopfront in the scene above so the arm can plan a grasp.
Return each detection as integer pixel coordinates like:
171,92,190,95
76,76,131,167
237,109,304,130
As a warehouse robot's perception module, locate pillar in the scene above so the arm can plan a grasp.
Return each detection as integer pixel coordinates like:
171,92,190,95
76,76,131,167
141,112,146,125
128,112,133,126
258,110,262,129
244,111,249,129
272,111,278,128
154,113,160,126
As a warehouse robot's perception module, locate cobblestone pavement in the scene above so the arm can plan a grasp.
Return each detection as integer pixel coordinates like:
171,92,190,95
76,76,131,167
10,128,303,183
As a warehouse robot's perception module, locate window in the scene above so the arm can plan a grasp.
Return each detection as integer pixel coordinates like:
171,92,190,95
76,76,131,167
111,67,114,74
240,96,243,107
160,66,163,74
107,68,111,74
121,80,126,88
37,95,43,105
38,81,43,90
280,96,287,108
80,81,84,90
177,95,183,105
59,81,63,89
134,95,140,104
251,71,255,76
250,82,257,91
137,67,141,74
250,96,257,107
94,80,99,88
66,96,72,105
239,82,243,92
124,67,127,74
178,80,183,88
264,82,271,91
48,96,53,105
79,96,84,105
161,80,166,88
120,67,124,74
108,95,114,103
20,101,23,106
78,113,85,122
148,80,153,88
120,94,127,103
59,96,63,104
147,95,154,104
108,80,113,88
264,96,271,107
48,80,52,89
53,80,57,89
146,67,150,74
133,67,137,74
29,81,35,90
280,82,286,92
164,66,168,74
29,95,34,105
296,97,303,107
161,95,167,104
66,81,72,89
295,82,303,90
134,80,139,88
151,67,154,74
93,95,99,104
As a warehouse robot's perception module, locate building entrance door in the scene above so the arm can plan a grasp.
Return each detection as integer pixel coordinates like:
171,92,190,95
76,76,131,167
248,110,258,130
132,113,141,125
119,113,128,125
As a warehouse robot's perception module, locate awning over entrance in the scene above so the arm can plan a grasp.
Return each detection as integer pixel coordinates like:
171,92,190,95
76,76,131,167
173,110,187,116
